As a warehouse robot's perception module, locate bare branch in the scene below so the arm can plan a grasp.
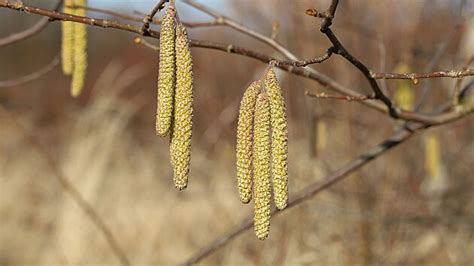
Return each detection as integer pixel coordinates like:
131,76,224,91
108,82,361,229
0,1,472,126
0,55,59,88
371,68,474,80
140,0,168,35
305,91,375,101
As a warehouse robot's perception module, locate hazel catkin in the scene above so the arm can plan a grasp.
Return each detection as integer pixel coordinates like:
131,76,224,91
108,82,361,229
264,68,289,211
61,0,74,76
236,81,261,203
70,0,88,97
170,23,193,190
156,7,176,137
253,92,271,240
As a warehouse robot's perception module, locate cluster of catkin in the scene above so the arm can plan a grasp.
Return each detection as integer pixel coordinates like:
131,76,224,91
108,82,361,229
61,0,88,97
236,66,289,240
156,7,194,191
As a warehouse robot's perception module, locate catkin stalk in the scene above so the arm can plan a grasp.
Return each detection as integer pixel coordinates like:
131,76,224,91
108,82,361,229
236,81,261,203
170,23,193,190
265,68,289,210
61,0,74,75
70,0,87,97
156,8,176,137
253,92,271,240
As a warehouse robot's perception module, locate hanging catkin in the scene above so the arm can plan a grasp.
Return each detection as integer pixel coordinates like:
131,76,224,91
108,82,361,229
253,92,271,240
265,68,289,210
61,0,74,75
170,22,193,190
236,81,261,203
70,0,88,97
156,7,176,137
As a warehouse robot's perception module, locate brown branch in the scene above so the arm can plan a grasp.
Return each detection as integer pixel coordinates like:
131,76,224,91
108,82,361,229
0,55,59,88
371,68,474,80
0,1,472,126
0,107,131,266
140,0,168,35
305,91,375,101
0,0,63,47
183,121,427,265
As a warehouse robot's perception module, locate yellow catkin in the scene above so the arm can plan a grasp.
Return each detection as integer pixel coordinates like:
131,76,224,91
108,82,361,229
316,120,327,154
236,81,261,203
70,0,88,97
170,23,193,190
424,134,441,178
156,8,176,137
61,0,74,75
253,92,271,240
264,68,288,210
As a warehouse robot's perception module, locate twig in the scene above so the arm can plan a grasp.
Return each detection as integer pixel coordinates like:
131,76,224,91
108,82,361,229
313,0,399,118
133,36,159,50
0,1,472,126
305,91,375,101
371,68,474,80
0,55,59,88
0,0,63,47
183,121,428,265
140,0,168,35
0,107,131,266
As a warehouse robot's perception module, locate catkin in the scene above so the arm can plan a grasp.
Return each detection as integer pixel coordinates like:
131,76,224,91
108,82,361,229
156,7,176,137
61,0,74,76
236,81,261,203
170,23,193,190
253,92,271,240
424,134,441,178
70,0,88,97
264,68,289,210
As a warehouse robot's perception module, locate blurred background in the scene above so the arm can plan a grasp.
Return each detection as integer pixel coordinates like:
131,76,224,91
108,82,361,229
1,0,473,265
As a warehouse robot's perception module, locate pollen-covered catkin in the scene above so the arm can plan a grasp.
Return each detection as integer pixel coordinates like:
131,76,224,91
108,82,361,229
61,0,74,75
170,23,193,191
265,68,289,210
253,92,271,240
236,81,261,203
70,0,88,97
156,7,176,137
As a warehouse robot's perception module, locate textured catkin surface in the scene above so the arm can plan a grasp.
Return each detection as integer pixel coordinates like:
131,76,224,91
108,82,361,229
253,92,271,240
170,23,193,191
236,81,261,203
70,0,88,97
61,0,74,76
156,8,176,137
265,68,288,210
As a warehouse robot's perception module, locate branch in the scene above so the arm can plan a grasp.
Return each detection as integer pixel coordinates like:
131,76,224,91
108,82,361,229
371,68,474,80
183,121,427,265
0,55,59,88
0,1,472,126
140,0,168,35
305,91,375,101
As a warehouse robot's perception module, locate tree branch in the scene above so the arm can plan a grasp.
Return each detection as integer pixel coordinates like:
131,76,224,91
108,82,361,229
0,1,472,126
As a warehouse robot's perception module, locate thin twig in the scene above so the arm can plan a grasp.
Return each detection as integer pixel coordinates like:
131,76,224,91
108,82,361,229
140,0,168,35
0,107,131,266
305,91,375,101
371,68,474,80
0,1,472,126
0,55,60,88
